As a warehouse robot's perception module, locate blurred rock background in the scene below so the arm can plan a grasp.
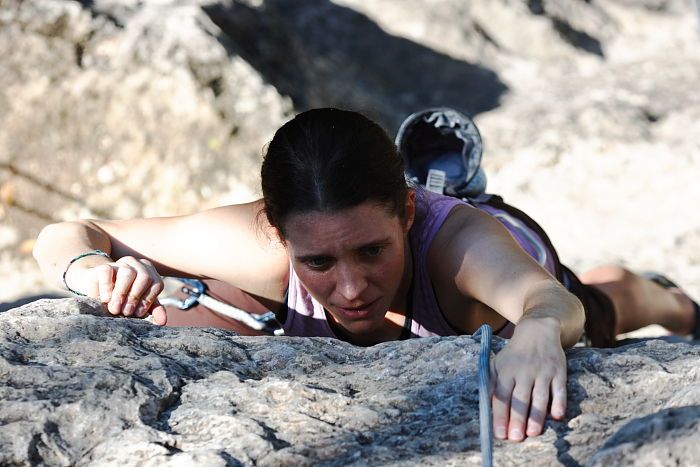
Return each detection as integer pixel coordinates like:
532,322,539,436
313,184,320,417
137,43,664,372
1,0,699,322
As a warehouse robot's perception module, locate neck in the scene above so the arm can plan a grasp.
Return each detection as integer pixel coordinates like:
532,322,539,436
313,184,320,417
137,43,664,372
389,237,414,315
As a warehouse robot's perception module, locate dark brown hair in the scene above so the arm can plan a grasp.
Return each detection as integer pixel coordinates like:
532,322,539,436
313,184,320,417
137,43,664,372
261,108,408,236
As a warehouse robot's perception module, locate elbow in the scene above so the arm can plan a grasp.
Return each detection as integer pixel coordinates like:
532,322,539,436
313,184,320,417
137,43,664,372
33,222,61,263
33,220,98,264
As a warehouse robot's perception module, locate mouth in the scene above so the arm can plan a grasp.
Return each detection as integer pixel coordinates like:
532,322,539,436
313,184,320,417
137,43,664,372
334,298,380,318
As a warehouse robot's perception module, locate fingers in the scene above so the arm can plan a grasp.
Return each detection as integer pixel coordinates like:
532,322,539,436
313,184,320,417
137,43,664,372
96,264,115,304
109,264,138,315
550,371,567,420
507,381,533,442
526,378,550,437
96,256,163,322
492,361,567,442
128,259,163,318
151,303,168,326
492,375,514,441
134,283,163,318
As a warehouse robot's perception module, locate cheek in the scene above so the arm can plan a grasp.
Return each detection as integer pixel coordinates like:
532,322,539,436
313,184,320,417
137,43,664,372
370,250,405,288
293,267,335,299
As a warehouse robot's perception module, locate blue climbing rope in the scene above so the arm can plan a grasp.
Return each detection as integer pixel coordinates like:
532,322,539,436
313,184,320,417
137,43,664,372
474,324,493,467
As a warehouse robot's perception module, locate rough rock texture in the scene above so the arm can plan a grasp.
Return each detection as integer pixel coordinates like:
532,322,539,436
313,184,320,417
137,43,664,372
1,0,698,311
1,298,700,466
1,2,699,462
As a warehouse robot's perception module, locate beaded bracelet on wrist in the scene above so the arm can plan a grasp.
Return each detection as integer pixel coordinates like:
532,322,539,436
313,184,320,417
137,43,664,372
62,249,111,296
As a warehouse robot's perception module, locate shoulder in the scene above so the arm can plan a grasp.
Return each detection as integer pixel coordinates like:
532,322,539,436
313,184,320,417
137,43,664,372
425,201,527,293
411,191,470,242
426,198,558,324
427,202,491,253
423,203,512,332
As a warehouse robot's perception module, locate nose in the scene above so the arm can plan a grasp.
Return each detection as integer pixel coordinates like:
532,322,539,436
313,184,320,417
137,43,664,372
334,262,369,303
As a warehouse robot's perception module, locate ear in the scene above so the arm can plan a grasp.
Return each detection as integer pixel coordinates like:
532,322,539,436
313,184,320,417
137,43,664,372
402,189,416,233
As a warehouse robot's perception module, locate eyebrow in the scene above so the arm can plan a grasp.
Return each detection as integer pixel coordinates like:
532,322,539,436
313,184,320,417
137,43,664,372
294,237,392,261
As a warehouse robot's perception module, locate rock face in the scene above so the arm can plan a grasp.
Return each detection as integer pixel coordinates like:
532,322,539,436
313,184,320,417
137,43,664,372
1,2,699,462
1,0,699,308
1,298,699,466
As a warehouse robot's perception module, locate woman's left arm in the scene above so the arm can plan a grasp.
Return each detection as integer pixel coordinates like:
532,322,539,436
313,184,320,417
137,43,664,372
432,205,585,442
490,280,583,442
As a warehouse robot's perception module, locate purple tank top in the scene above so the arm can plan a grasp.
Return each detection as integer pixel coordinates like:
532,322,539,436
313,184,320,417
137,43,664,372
282,191,556,339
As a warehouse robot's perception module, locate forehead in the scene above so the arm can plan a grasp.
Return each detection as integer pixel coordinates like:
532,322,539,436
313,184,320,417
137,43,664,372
283,203,400,253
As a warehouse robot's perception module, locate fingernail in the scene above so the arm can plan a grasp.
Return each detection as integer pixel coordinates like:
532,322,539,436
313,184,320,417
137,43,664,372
108,298,122,315
509,429,523,440
136,303,147,317
124,303,134,316
495,427,506,439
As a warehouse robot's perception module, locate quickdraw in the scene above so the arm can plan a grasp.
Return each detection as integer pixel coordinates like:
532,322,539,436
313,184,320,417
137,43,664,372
158,278,285,336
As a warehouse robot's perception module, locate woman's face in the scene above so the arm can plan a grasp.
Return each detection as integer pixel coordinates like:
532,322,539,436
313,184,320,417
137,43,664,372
283,195,415,342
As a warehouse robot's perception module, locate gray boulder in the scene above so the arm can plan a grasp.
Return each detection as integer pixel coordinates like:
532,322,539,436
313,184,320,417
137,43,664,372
1,298,699,466
2,0,699,310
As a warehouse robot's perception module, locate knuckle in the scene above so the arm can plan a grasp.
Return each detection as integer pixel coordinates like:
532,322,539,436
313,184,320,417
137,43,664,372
119,266,137,279
148,282,164,299
494,384,512,400
132,275,153,290
532,387,549,400
112,289,128,299
127,294,142,303
95,263,111,273
512,383,534,399
493,417,509,429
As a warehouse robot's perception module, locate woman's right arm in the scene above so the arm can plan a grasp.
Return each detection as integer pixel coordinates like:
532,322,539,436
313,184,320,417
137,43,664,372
33,200,290,324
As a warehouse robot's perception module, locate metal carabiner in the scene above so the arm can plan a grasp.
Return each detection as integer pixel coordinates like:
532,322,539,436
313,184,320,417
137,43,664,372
159,278,206,310
159,278,285,336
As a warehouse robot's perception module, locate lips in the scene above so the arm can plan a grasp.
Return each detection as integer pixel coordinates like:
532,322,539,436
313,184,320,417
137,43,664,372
333,298,379,318
339,298,378,311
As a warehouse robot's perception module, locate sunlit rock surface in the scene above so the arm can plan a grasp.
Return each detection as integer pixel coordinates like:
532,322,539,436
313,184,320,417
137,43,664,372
1,0,698,308
1,299,699,466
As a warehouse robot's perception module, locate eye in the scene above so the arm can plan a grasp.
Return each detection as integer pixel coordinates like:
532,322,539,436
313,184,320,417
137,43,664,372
362,245,384,257
304,256,332,270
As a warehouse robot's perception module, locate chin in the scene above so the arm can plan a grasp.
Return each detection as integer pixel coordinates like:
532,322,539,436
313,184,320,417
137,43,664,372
328,306,384,332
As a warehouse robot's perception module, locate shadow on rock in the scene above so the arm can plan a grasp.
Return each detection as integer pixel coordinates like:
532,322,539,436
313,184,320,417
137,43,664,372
0,293,67,313
202,0,508,130
555,365,586,467
588,405,700,466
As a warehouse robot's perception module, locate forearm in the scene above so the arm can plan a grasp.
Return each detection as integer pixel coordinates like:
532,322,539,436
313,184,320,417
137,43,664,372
33,221,114,293
515,279,585,348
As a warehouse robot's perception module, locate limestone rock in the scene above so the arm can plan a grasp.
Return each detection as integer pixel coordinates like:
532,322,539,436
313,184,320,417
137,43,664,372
1,298,699,465
2,0,699,310
0,0,293,231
